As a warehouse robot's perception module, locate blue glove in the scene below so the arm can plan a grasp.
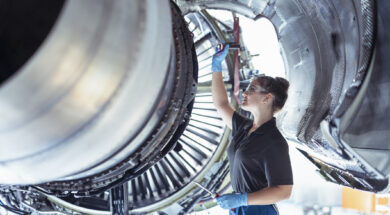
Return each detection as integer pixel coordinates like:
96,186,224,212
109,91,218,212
211,44,230,72
216,193,248,209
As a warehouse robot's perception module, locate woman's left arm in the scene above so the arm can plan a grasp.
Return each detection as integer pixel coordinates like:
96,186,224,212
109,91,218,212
247,185,293,205
216,185,293,209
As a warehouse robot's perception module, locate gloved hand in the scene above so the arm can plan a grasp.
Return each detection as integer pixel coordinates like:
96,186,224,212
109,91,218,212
216,192,248,209
211,44,230,72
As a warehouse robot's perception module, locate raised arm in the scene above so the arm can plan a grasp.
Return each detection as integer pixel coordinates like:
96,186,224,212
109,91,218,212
211,45,234,129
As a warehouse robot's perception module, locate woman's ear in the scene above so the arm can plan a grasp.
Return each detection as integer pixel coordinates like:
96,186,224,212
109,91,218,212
266,93,273,103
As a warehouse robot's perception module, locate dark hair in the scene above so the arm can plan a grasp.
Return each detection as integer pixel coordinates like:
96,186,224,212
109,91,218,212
253,76,289,112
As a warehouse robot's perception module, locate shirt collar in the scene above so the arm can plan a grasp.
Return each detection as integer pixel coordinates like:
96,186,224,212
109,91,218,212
244,117,276,135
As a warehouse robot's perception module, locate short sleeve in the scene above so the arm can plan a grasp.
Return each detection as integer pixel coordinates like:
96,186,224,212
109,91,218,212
263,142,294,187
232,111,250,137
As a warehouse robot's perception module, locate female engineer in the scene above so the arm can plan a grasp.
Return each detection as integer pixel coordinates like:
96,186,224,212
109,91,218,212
212,44,293,215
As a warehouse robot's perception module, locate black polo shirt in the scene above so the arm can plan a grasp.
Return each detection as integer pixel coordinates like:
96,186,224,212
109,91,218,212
227,111,293,193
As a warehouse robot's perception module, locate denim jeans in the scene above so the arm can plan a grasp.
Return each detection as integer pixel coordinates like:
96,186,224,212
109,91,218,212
229,205,278,215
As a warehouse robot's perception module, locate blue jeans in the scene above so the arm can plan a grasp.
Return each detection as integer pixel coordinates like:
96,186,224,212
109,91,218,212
229,205,278,215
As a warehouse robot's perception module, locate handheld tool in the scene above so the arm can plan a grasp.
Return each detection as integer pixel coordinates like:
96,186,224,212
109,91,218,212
217,43,241,51
193,181,219,198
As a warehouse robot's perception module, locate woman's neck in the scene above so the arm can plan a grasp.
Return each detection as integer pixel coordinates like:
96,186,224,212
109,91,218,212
251,108,273,129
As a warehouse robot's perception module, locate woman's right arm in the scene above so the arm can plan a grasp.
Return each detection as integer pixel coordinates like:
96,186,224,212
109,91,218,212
211,47,234,129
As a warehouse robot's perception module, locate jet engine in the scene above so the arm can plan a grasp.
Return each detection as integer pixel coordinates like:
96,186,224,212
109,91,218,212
1,0,390,214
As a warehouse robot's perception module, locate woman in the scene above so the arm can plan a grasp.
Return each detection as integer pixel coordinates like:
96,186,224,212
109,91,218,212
211,45,293,215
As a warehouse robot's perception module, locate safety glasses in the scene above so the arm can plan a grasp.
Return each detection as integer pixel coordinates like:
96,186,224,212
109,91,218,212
244,84,268,94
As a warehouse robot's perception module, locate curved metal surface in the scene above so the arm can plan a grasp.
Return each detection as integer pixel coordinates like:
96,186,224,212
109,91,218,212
0,0,173,184
174,0,269,19
128,10,233,213
331,0,390,187
266,0,388,192
43,10,232,214
38,1,199,195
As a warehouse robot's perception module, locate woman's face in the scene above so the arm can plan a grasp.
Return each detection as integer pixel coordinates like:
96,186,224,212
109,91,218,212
241,80,272,111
